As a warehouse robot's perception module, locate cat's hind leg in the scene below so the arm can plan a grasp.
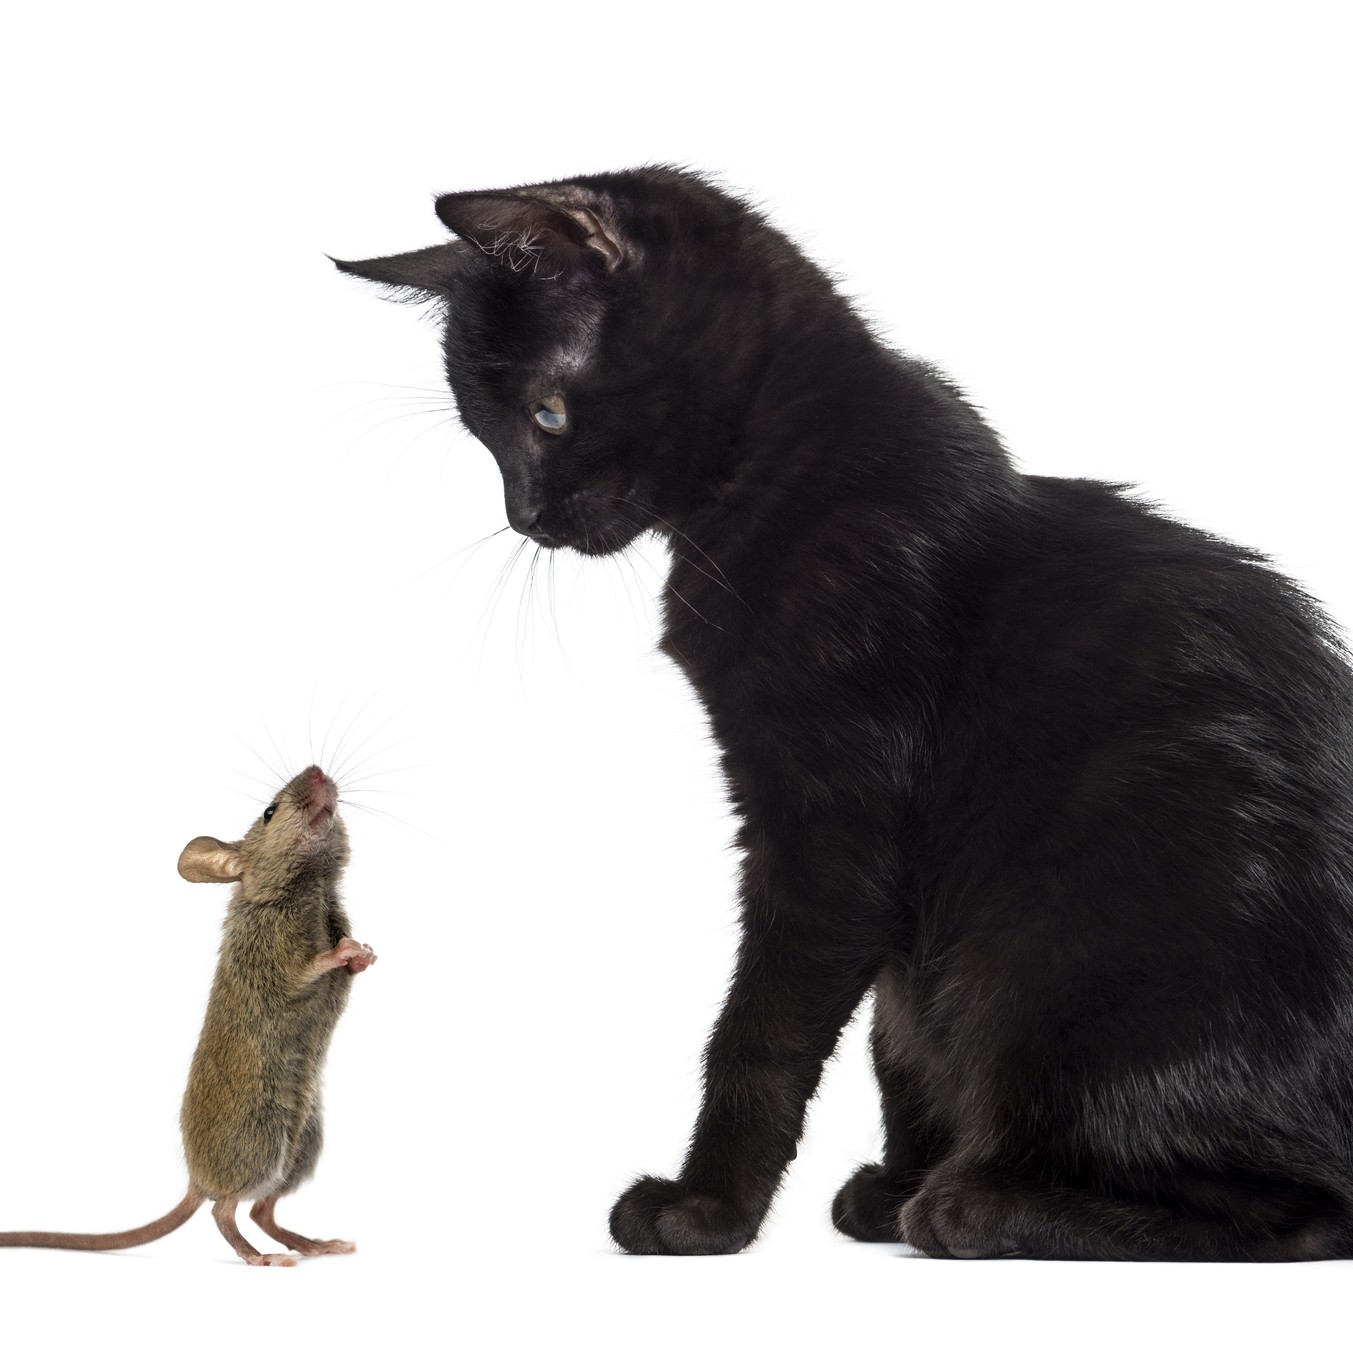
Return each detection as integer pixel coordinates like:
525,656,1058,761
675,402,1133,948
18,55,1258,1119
899,1161,1349,1261
833,974,948,1242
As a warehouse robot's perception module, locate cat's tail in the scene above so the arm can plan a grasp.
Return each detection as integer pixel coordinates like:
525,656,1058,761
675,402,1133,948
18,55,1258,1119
0,1189,203,1251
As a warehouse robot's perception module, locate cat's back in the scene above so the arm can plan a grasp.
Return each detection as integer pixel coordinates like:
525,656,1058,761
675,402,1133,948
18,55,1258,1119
922,470,1353,960
973,472,1353,732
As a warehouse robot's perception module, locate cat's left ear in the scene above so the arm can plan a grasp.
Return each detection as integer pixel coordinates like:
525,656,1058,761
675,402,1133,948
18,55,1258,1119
330,243,465,297
435,188,628,275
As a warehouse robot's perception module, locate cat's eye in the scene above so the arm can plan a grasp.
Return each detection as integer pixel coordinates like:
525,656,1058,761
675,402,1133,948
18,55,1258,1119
263,804,278,824
530,395,568,435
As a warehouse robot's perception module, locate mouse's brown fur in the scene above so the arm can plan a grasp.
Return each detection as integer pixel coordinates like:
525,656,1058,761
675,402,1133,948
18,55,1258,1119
0,765,375,1266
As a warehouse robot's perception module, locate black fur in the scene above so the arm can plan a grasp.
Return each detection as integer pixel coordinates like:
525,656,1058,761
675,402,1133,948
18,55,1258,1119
336,167,1353,1260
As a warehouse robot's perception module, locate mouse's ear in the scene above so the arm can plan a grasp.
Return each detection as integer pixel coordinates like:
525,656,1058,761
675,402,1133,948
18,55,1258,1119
177,836,244,884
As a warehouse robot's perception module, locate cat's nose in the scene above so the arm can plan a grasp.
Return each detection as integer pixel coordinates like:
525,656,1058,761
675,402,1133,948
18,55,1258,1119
505,487,554,542
520,509,554,543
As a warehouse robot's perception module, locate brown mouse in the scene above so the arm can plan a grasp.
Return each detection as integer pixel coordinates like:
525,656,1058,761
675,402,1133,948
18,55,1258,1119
0,765,375,1266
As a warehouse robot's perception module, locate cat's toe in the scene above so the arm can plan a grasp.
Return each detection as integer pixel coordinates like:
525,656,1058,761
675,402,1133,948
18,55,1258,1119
609,1176,755,1256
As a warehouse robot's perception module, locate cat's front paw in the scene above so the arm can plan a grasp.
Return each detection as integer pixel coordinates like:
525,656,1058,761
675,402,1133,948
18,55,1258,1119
609,1176,756,1256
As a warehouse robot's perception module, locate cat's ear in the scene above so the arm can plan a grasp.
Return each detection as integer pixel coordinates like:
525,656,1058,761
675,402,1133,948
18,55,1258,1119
329,243,464,297
434,189,627,275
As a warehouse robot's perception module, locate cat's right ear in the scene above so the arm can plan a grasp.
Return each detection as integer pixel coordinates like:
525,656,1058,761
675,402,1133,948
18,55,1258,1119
434,191,627,274
329,243,463,297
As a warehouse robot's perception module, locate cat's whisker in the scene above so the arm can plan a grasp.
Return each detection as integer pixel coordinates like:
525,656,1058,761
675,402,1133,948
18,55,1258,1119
622,540,725,632
474,537,530,661
334,403,453,443
416,526,513,583
546,547,565,652
611,545,650,639
326,393,453,423
317,379,451,397
601,507,727,632
604,494,746,606
386,415,458,479
515,543,538,676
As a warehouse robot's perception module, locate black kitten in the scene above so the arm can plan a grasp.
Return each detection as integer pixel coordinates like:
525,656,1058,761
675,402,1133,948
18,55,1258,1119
336,168,1353,1260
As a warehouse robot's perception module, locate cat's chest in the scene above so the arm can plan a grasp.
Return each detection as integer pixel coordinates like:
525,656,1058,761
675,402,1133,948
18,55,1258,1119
663,599,922,810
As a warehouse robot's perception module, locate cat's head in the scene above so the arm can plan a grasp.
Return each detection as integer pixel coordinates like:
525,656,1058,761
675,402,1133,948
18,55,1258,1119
334,168,830,554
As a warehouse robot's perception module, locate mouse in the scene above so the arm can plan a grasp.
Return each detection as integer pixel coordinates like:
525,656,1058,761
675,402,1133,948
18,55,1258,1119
0,764,376,1267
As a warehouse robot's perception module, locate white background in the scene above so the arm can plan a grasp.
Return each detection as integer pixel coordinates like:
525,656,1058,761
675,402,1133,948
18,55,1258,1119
2,2,1350,1349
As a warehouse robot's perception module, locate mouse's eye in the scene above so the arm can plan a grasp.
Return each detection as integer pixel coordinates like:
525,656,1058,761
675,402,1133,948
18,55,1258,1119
529,395,567,435
263,804,278,824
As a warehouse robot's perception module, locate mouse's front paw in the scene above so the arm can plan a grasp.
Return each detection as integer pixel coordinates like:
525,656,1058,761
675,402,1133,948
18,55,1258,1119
337,938,376,973
609,1176,756,1256
312,938,377,976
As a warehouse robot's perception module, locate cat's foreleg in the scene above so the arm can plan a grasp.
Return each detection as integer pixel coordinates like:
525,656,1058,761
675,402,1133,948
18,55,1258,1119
609,901,879,1255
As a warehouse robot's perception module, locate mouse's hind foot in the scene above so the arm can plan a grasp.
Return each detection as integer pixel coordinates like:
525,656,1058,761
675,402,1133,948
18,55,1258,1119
213,1197,300,1268
250,1195,356,1258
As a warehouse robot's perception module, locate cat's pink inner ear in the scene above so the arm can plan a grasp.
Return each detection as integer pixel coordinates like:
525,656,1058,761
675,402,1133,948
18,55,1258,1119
435,191,624,272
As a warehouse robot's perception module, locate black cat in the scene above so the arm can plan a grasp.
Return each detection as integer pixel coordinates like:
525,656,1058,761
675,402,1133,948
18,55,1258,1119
335,168,1353,1260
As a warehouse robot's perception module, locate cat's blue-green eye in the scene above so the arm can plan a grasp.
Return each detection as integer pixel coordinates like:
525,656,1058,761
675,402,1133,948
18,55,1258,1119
531,395,568,435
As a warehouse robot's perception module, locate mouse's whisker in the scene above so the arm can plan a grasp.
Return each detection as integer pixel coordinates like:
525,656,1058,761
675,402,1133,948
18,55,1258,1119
258,719,296,788
332,736,425,789
338,797,445,846
234,732,288,789
329,702,421,786
324,691,384,781
336,760,434,789
232,769,286,797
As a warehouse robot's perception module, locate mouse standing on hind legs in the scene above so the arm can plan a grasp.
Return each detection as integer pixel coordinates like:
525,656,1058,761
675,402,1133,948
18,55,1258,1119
0,765,376,1267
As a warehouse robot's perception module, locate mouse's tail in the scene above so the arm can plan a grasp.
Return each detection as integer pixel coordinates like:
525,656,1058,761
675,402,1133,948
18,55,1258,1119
0,1188,203,1252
